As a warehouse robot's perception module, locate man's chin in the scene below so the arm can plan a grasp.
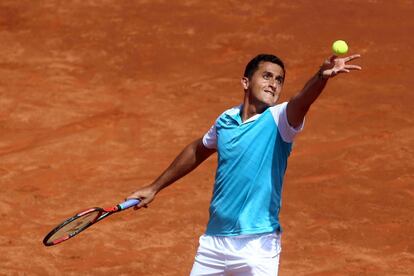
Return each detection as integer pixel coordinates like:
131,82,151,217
266,98,280,107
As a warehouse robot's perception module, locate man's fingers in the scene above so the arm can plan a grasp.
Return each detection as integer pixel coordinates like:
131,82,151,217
344,54,361,62
134,204,145,210
333,69,349,75
125,196,146,210
135,201,149,209
345,64,362,70
138,201,148,208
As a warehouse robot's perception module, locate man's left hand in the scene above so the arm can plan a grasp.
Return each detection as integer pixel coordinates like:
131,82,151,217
319,54,362,79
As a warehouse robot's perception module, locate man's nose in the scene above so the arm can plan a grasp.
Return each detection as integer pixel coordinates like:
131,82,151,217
268,79,277,90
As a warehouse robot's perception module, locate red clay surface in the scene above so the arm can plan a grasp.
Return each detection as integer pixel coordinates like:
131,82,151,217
1,1,413,275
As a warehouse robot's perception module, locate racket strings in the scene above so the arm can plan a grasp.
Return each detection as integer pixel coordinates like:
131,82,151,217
45,210,101,245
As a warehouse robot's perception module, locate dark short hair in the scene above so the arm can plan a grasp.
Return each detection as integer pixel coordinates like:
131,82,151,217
243,54,285,79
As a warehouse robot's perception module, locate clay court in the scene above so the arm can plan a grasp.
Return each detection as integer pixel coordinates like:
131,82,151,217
1,0,413,275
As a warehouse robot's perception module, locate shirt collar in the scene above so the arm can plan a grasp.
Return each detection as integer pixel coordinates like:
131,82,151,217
224,104,263,125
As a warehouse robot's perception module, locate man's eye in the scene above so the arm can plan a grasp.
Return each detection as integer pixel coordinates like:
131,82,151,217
263,75,270,80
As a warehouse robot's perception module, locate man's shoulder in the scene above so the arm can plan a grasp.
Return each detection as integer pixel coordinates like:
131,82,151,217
221,104,242,117
269,102,288,112
214,104,242,122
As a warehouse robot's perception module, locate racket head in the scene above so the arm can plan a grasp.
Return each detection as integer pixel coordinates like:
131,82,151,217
43,208,103,246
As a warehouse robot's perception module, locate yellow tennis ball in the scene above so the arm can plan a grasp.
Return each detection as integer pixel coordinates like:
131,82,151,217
332,40,348,55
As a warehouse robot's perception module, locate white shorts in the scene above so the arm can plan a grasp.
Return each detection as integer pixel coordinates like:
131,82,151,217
190,232,281,276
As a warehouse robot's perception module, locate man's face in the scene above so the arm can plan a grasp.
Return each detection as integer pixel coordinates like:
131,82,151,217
242,61,285,108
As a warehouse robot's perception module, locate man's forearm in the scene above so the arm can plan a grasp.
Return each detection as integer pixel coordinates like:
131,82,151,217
150,138,215,193
287,54,362,128
287,70,328,128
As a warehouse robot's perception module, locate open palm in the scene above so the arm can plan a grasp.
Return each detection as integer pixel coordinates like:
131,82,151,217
320,54,362,78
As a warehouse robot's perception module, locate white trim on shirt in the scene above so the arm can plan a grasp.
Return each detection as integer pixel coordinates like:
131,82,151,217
270,102,304,143
202,102,304,148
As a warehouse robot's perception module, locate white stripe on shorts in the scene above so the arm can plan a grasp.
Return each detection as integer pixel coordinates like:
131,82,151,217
190,232,281,276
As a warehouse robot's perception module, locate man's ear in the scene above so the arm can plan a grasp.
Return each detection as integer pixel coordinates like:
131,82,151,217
241,77,249,90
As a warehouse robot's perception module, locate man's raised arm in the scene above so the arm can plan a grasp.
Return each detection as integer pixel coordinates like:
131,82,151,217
287,54,362,128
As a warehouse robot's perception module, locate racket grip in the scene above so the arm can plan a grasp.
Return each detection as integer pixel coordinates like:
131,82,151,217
118,198,141,210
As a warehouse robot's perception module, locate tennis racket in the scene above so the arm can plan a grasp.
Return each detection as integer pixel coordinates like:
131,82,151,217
43,198,140,246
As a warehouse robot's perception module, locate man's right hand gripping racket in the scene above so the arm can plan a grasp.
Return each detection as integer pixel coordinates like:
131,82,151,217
43,198,140,246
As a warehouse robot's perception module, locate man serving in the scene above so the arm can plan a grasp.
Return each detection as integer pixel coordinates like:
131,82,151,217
127,52,361,275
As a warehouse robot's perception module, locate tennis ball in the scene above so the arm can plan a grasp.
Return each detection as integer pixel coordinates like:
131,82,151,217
332,40,348,55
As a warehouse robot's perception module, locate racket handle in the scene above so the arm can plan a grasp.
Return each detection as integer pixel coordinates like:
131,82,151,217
118,198,140,210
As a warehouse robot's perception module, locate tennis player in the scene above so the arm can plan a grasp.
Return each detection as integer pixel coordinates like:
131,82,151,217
127,53,361,275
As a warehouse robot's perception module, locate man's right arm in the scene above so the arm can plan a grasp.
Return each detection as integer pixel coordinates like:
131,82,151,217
127,137,216,208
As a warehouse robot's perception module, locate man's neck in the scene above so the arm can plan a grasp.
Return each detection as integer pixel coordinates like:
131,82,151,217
241,96,268,122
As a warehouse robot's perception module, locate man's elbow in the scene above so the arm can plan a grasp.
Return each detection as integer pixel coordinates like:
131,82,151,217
195,138,216,163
